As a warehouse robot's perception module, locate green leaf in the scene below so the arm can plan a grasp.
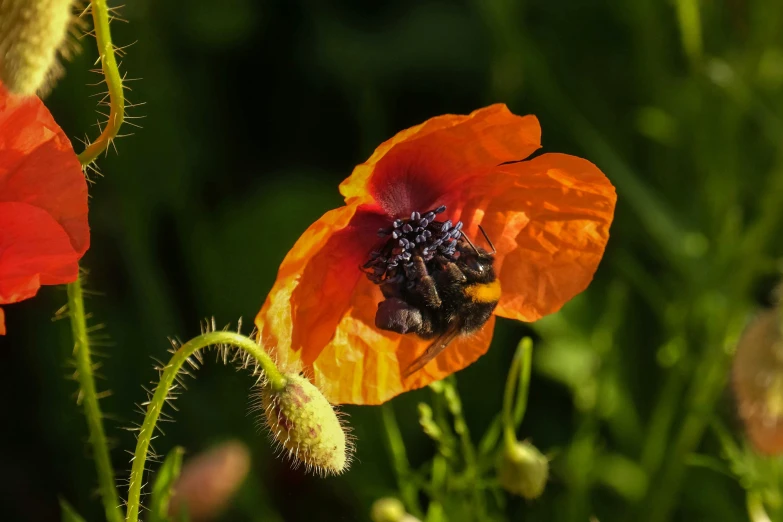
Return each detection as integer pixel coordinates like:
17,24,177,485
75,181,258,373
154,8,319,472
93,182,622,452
149,446,186,522
59,498,86,522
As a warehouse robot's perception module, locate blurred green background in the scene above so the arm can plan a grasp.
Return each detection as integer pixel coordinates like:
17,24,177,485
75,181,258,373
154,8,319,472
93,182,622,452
2,0,783,520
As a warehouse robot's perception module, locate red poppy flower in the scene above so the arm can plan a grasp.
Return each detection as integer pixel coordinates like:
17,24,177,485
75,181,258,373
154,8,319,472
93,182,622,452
255,105,616,405
0,83,89,334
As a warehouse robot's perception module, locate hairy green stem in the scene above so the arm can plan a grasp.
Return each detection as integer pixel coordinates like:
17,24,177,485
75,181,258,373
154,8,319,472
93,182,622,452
126,332,285,522
67,278,123,522
78,0,125,165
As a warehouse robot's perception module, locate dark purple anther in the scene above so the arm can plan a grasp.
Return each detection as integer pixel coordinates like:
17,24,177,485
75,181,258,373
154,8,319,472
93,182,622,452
362,204,472,286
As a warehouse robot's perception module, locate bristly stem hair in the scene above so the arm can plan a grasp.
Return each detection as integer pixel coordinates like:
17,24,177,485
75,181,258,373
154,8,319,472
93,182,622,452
126,331,286,522
78,0,125,165
67,277,124,522
67,1,127,520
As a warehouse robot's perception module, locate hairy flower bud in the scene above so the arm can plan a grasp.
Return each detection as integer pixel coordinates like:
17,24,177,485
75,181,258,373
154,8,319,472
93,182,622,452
260,373,351,475
497,440,549,499
0,0,74,95
732,307,783,454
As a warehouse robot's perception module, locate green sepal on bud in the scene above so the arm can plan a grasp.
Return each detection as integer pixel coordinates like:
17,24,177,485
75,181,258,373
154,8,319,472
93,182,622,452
260,373,351,476
0,0,75,95
497,440,549,499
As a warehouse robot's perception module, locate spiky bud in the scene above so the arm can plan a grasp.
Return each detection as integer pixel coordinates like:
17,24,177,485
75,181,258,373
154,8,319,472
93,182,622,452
497,440,549,499
0,0,74,95
261,373,350,475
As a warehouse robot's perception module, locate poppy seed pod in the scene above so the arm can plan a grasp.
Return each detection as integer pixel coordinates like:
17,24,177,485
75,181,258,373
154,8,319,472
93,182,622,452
497,440,549,499
0,0,74,95
260,373,350,475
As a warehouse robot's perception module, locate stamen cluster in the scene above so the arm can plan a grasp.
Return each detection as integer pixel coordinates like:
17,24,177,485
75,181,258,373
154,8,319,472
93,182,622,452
363,205,464,285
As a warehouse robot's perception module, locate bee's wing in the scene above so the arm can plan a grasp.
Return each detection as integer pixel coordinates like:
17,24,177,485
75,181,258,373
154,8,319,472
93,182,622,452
402,328,461,378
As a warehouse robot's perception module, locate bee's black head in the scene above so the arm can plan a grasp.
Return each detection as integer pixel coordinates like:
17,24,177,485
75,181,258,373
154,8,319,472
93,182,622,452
459,245,497,284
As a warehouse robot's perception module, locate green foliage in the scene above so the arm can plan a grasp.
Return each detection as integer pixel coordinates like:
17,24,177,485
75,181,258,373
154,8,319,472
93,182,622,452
59,498,87,522
149,446,185,522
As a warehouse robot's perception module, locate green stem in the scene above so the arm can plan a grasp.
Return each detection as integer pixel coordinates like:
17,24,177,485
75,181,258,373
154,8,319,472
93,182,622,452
67,278,123,522
502,338,533,450
381,404,423,519
673,0,703,66
748,491,772,522
126,331,285,522
78,0,125,165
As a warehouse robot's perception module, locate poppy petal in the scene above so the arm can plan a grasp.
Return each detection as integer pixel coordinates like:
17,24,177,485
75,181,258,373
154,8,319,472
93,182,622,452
0,84,89,255
255,203,388,370
308,274,497,405
0,201,80,304
340,105,541,216
443,153,616,322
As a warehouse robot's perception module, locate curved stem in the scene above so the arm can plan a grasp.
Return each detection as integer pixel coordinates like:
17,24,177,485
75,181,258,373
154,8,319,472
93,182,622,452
67,277,123,522
502,337,533,450
78,0,125,165
126,331,285,522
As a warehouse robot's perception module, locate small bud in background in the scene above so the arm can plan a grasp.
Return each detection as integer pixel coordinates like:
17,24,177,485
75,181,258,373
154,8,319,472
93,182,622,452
260,373,351,475
371,498,406,522
370,498,422,522
169,440,251,521
732,306,783,454
0,0,75,96
497,440,549,499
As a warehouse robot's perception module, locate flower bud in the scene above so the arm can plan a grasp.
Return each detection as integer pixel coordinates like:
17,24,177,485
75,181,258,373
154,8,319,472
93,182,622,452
497,440,549,499
169,440,251,521
0,0,75,95
370,498,406,522
260,373,350,475
732,307,783,454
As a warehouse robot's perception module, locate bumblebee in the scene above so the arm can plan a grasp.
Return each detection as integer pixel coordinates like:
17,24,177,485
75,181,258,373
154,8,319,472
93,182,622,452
362,205,500,377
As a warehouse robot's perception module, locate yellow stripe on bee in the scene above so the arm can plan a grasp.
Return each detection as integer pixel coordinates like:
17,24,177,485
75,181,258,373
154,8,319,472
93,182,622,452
465,279,501,303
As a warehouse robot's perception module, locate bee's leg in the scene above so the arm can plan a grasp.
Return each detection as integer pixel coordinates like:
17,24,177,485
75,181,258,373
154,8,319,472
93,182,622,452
404,256,442,308
435,261,467,285
375,297,435,337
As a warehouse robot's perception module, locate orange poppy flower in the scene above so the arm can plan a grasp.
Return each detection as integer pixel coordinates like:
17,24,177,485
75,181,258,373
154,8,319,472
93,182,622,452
0,83,89,335
255,104,616,405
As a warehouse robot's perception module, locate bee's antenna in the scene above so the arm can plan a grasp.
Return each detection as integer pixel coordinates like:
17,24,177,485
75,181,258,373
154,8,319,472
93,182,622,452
478,225,496,255
461,232,481,255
